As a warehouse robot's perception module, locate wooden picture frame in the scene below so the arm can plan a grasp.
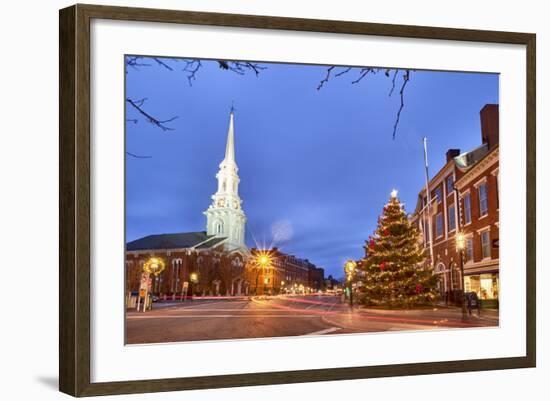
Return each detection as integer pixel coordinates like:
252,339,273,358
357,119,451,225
59,3,536,397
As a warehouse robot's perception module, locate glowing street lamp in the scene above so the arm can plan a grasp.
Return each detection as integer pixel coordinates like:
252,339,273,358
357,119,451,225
143,257,166,296
256,252,272,268
345,260,356,276
189,272,199,283
456,232,467,318
143,257,166,276
253,250,273,295
344,259,357,307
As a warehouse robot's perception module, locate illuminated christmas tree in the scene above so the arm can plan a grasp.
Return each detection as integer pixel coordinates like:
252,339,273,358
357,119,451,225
359,190,438,308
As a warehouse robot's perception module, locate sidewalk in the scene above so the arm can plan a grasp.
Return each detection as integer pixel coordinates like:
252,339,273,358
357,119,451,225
359,305,499,321
321,305,499,333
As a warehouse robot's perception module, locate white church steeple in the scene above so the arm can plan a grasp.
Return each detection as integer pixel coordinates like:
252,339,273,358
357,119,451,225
204,108,247,251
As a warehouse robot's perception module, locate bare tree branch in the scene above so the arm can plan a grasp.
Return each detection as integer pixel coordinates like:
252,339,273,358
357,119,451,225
218,61,266,76
351,68,376,84
317,66,413,139
388,69,399,97
126,151,152,159
317,66,335,90
335,67,353,77
125,57,267,158
182,59,202,86
152,57,174,71
126,98,178,131
392,70,410,140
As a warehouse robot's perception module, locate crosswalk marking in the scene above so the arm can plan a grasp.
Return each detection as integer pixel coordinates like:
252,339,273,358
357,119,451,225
304,327,341,336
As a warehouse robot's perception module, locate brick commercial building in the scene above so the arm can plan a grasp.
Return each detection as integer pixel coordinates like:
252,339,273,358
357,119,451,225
249,248,325,295
411,104,499,307
411,148,463,304
454,104,499,305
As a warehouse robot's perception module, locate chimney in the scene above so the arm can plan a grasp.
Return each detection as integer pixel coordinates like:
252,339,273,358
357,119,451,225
480,104,499,149
446,148,460,162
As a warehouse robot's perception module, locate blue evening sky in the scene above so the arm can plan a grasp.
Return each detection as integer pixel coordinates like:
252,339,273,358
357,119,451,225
125,57,498,278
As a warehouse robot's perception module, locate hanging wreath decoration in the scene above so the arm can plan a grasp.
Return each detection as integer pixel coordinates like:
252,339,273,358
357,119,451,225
143,257,166,276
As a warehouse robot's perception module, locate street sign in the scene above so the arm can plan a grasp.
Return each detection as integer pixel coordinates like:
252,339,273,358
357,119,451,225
181,281,190,302
140,272,150,290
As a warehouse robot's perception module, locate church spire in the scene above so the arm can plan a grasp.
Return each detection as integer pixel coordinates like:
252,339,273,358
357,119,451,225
204,107,247,252
224,109,235,163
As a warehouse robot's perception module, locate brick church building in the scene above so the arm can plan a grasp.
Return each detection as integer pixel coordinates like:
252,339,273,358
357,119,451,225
125,109,325,299
125,109,251,298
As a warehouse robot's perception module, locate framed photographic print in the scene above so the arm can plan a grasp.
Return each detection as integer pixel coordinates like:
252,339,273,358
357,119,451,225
59,3,536,397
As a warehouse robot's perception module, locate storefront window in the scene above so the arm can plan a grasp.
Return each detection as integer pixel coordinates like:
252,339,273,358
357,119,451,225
464,274,499,300
464,276,479,295
480,274,498,299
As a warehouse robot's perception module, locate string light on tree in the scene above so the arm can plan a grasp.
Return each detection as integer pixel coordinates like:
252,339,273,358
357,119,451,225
357,190,438,308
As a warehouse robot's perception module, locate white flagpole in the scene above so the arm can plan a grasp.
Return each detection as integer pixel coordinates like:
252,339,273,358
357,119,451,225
423,137,434,268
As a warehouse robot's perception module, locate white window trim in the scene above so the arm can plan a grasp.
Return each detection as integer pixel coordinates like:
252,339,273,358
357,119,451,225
473,176,488,188
479,228,492,261
476,225,492,234
435,212,444,239
459,188,471,198
462,192,473,226
448,204,456,233
446,175,455,197
477,183,489,218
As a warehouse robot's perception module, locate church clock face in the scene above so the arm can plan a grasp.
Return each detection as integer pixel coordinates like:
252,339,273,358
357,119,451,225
217,198,225,207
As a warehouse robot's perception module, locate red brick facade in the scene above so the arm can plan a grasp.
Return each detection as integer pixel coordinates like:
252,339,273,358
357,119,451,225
411,160,464,303
126,245,326,298
126,246,249,297
411,104,500,305
249,248,325,295
455,147,499,300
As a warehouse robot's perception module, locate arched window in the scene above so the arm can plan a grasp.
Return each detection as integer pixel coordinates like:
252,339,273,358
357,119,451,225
216,221,224,234
435,262,448,292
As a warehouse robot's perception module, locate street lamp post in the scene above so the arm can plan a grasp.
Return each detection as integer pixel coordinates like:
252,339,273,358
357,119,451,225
253,251,272,295
345,260,357,308
456,233,467,318
189,272,198,299
142,257,166,310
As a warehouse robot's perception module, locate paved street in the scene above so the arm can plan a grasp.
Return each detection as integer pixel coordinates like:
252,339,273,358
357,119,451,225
126,295,499,344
